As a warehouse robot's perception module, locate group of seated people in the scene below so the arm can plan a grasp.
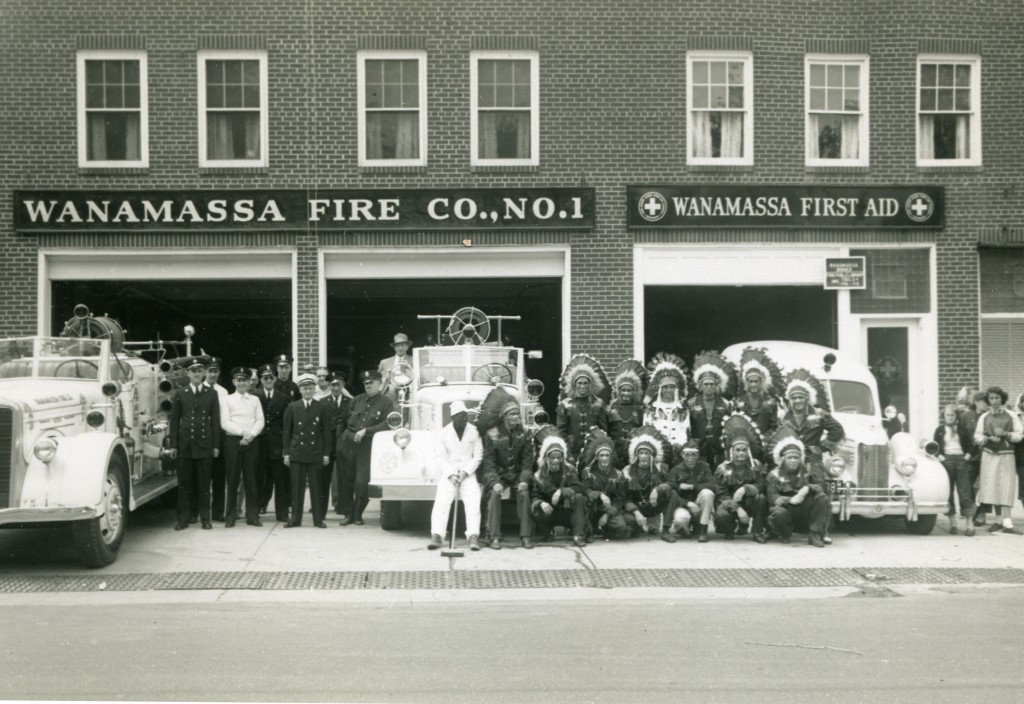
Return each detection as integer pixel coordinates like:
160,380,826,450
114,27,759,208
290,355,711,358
428,348,845,551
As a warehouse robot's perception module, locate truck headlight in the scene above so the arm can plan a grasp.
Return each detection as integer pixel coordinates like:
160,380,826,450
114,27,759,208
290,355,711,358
393,429,411,449
101,381,121,397
896,457,917,477
86,410,105,428
33,437,59,463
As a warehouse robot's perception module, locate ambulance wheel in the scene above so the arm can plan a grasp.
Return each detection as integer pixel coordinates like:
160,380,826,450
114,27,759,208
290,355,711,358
904,513,937,535
379,500,403,530
72,459,127,568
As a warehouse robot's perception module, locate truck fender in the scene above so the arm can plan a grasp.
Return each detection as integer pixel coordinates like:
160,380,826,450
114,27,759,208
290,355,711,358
20,432,129,512
888,431,949,506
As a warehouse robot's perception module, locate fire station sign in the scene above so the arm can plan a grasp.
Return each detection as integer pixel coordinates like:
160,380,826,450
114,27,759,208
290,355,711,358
13,188,595,232
824,257,867,290
627,185,944,229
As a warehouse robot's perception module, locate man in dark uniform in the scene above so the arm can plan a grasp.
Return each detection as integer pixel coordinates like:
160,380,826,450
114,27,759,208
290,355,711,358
555,354,609,462
203,357,229,521
319,372,351,518
282,373,332,528
273,353,301,401
254,364,291,522
168,356,221,531
338,370,395,525
478,387,536,549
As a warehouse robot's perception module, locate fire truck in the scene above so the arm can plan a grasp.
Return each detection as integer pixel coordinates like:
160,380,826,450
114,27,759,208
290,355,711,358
0,305,194,566
722,341,948,534
368,307,545,529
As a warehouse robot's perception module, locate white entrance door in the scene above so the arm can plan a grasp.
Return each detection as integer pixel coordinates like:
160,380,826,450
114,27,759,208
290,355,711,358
861,318,929,436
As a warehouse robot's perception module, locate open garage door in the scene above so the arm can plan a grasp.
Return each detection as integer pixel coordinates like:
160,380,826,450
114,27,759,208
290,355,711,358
323,248,567,415
644,285,837,367
45,251,293,381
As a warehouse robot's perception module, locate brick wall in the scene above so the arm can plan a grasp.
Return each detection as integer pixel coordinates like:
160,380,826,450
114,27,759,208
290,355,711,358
3,0,1023,401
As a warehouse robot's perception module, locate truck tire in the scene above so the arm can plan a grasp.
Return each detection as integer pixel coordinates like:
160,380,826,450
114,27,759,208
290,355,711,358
904,513,937,535
379,500,403,530
72,459,127,568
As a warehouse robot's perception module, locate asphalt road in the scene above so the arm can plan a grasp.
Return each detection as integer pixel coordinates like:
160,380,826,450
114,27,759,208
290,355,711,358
2,588,1022,703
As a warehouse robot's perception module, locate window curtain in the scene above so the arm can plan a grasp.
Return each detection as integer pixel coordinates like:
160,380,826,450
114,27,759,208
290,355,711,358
479,111,530,159
919,115,969,159
88,113,140,161
88,114,107,161
208,113,260,160
809,114,859,159
366,113,418,159
693,111,743,158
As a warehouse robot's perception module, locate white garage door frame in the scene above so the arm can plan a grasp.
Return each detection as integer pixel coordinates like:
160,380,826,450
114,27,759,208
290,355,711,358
319,246,571,364
38,248,298,357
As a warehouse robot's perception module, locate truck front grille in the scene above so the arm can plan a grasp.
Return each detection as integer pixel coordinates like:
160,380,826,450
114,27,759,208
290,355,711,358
857,443,889,489
0,407,11,507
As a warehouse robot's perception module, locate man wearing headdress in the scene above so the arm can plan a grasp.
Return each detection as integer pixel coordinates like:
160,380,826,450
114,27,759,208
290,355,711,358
766,428,831,547
732,348,782,457
579,430,630,540
689,351,736,470
478,387,536,549
530,428,588,547
779,369,845,474
556,354,610,462
621,425,682,543
712,414,768,542
643,353,691,464
608,360,647,468
664,439,716,542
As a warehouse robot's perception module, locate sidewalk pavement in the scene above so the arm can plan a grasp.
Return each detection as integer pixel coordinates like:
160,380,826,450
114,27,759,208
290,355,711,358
1,500,1022,577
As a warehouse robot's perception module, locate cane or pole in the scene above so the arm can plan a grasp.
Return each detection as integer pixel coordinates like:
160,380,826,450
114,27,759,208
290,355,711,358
441,478,464,558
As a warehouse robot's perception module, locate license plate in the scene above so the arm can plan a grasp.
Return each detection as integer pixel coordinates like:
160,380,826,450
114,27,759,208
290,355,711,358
826,480,842,494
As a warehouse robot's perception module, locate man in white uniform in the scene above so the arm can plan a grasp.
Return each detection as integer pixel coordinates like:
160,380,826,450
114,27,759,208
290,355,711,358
428,401,483,551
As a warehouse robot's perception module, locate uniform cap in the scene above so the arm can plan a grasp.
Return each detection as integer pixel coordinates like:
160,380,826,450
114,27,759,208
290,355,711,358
360,370,383,383
296,373,317,387
258,364,277,378
230,367,249,379
186,356,207,370
207,357,223,370
274,354,292,365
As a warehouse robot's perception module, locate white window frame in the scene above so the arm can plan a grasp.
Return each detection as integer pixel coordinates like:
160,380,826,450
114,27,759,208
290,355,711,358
470,50,540,167
356,50,428,167
197,50,269,168
805,54,869,167
916,54,981,167
686,51,754,166
77,50,149,168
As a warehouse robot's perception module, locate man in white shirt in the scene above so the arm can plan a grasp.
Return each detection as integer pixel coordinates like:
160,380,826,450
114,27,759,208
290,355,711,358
428,401,483,551
378,333,413,404
220,367,266,527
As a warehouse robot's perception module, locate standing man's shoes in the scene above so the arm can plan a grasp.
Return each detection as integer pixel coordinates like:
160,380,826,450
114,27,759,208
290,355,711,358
247,519,263,527
201,520,213,530
338,515,353,526
224,519,236,528
284,522,300,528
354,518,364,526
315,521,327,528
521,537,534,549
174,522,188,531
490,538,502,550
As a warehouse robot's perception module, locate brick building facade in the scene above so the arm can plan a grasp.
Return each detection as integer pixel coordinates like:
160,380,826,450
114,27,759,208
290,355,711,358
2,0,1022,433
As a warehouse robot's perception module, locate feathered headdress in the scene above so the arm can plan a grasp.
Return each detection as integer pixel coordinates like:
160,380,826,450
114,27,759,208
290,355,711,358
720,412,765,459
692,350,738,398
644,352,688,403
580,428,617,470
612,359,648,400
739,347,785,395
784,368,830,411
476,387,521,433
534,425,569,471
768,426,806,466
559,354,610,404
627,424,669,465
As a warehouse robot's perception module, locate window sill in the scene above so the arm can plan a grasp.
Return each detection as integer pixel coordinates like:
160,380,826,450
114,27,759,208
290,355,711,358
805,165,871,174
471,164,540,174
686,164,754,173
359,165,428,175
78,167,150,176
199,166,270,176
916,164,984,174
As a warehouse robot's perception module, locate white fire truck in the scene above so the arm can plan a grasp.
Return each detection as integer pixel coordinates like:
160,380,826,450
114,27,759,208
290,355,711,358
0,306,193,566
368,307,545,529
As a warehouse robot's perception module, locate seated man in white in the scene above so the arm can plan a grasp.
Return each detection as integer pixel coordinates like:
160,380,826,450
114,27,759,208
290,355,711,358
428,401,484,551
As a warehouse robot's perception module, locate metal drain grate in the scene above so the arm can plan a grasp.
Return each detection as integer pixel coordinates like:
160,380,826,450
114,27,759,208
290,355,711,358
1,568,1022,593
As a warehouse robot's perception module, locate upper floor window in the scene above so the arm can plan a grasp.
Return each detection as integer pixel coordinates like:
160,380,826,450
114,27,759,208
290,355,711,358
687,51,753,166
77,51,148,168
357,51,427,167
917,55,981,166
198,51,268,167
470,51,539,166
805,55,869,166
